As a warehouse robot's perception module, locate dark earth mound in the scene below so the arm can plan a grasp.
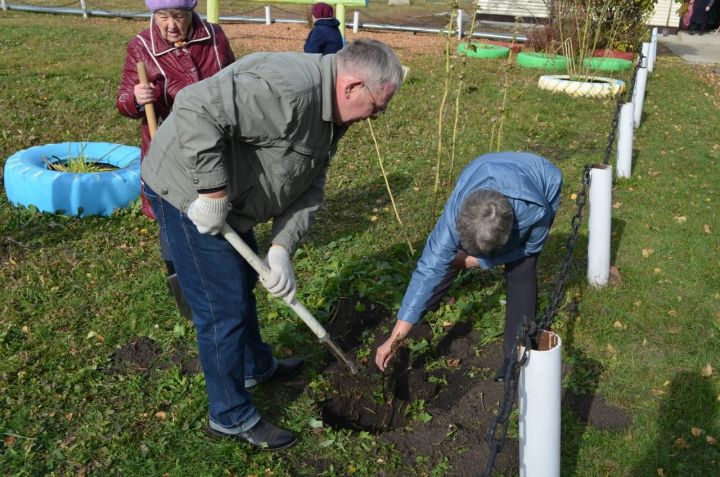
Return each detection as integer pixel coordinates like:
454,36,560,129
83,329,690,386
322,297,518,476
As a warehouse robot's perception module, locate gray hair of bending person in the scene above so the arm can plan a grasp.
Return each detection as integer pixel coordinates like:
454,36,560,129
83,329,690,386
337,39,403,93
456,189,514,256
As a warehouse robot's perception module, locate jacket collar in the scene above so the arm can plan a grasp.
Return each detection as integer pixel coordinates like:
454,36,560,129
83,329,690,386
320,54,337,124
148,12,211,57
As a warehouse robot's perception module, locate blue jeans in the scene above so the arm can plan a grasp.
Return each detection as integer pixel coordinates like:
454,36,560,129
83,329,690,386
145,186,277,434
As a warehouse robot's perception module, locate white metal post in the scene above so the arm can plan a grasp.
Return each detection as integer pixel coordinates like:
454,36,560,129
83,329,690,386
353,10,359,34
587,164,612,287
456,9,463,39
1,0,7,12
264,5,272,25
519,330,562,477
80,0,88,18
616,102,634,179
633,65,648,128
649,27,658,73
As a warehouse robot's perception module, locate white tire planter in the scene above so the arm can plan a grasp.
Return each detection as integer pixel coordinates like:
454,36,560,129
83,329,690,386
538,75,625,98
3,142,141,217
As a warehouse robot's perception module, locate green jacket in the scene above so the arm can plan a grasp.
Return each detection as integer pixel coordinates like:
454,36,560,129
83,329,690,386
141,52,344,252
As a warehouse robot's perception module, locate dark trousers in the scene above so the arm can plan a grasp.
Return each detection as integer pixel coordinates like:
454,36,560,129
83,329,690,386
503,254,538,357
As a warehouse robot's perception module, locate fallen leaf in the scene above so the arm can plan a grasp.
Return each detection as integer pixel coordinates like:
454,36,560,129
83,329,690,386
663,380,671,387
651,388,665,396
612,202,622,209
642,248,654,258
654,268,662,274
704,224,712,234
649,170,661,177
570,193,577,200
702,364,714,377
667,310,678,317
609,266,622,284
613,321,624,329
441,320,453,329
606,343,616,354
65,413,73,421
155,411,167,420
4,435,15,447
674,437,690,449
656,468,665,477
673,215,687,224
447,358,461,368
691,427,703,437
369,216,378,222
707,436,718,445
642,338,648,347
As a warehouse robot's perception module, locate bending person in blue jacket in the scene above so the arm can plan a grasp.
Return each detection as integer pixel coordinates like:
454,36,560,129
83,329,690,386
375,152,563,381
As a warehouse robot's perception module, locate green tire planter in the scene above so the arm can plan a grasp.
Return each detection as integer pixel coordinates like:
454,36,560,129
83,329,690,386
516,52,568,70
457,42,511,59
582,56,633,72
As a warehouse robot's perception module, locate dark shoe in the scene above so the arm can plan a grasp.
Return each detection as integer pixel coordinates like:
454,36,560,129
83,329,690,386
689,30,696,35
271,357,305,381
208,418,297,451
494,358,513,383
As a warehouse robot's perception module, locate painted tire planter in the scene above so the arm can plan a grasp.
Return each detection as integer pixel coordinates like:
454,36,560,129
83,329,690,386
515,52,568,70
582,56,633,73
3,142,141,217
591,49,635,61
538,75,625,98
457,42,510,59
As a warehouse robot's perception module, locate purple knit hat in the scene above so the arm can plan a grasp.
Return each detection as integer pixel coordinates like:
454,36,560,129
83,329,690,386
146,0,197,11
311,2,334,19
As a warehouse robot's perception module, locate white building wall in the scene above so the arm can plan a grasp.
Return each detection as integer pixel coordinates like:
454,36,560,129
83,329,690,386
476,0,680,27
476,0,550,19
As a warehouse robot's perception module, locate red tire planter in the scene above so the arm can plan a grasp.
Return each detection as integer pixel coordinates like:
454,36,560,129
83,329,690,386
590,49,634,61
482,39,524,55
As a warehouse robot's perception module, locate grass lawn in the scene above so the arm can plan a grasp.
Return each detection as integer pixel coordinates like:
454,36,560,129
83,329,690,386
1,10,719,477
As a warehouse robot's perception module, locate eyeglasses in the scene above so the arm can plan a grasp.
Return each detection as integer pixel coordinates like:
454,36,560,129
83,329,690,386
364,84,387,118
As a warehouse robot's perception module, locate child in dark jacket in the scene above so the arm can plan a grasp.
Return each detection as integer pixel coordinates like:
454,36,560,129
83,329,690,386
304,2,343,54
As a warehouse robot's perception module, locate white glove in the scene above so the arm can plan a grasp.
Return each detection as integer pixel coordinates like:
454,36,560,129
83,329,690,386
187,195,229,235
261,245,296,304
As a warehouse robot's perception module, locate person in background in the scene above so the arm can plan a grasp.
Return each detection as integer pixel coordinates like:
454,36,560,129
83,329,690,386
141,39,403,451
689,0,716,34
116,0,235,318
375,152,563,382
303,2,343,54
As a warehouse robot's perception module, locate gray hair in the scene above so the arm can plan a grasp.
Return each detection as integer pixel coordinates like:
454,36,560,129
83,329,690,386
456,189,514,256
336,39,403,93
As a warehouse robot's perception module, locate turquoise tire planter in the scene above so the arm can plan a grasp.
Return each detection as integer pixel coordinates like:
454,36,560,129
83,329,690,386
583,57,633,72
457,42,510,59
3,142,141,217
516,52,568,70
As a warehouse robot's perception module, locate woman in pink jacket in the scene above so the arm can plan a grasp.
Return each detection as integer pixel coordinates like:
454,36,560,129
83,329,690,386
116,0,234,316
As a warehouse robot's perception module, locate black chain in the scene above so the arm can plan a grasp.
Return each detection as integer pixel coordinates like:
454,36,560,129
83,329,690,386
537,165,591,331
480,318,534,477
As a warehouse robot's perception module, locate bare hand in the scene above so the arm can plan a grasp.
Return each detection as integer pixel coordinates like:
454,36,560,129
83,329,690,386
375,320,413,371
133,83,155,106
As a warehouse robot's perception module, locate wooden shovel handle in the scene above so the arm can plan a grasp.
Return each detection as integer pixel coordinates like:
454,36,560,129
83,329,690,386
136,61,158,138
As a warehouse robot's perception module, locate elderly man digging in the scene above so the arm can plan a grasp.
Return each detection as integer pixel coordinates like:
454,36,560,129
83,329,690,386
141,39,402,451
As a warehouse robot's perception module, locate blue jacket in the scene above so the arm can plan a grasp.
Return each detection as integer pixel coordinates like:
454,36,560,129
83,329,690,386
304,18,343,55
398,152,563,325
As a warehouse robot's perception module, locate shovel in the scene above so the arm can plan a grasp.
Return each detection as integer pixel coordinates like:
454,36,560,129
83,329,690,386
221,223,358,375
